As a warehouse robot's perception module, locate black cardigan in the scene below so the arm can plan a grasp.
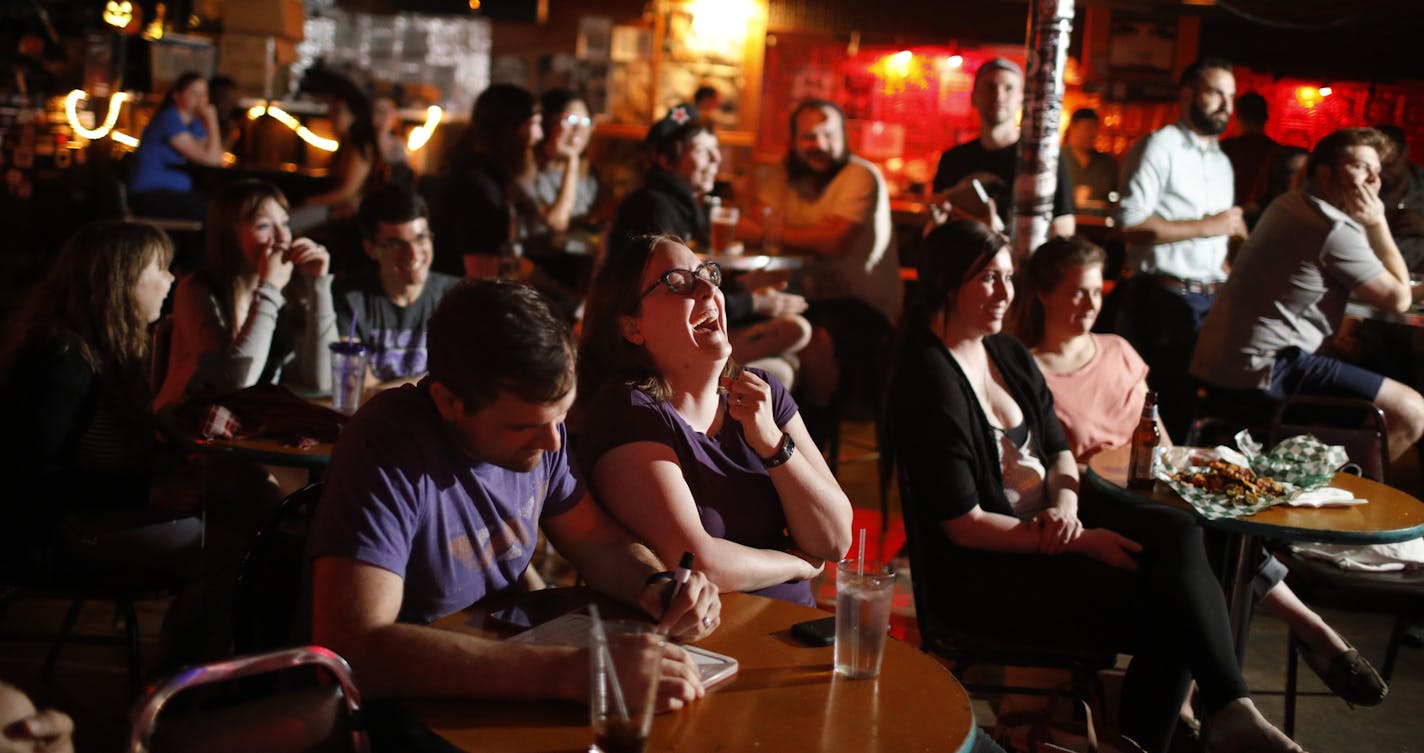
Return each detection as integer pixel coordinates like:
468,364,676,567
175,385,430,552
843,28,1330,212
888,327,1070,524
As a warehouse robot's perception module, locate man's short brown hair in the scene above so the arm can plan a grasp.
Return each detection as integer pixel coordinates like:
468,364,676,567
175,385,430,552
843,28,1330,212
427,281,575,413
1306,127,1389,181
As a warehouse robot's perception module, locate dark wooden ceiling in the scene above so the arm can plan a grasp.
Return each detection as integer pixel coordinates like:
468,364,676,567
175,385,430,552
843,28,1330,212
365,1,1424,81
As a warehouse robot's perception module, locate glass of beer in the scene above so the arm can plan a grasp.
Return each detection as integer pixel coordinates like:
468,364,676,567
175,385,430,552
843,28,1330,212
709,205,740,256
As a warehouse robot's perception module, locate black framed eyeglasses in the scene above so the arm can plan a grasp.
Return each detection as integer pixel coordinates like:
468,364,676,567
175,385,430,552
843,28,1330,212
372,230,435,255
640,262,722,299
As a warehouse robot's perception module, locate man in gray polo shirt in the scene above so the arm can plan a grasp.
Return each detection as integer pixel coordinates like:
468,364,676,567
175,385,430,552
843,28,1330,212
1191,127,1424,459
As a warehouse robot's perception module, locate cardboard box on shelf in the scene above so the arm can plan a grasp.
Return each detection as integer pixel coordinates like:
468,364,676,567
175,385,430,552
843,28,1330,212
222,0,304,41
218,33,297,99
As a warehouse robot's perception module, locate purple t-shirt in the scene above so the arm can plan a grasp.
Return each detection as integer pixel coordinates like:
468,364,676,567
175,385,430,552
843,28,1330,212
335,271,460,382
579,368,812,606
308,383,584,624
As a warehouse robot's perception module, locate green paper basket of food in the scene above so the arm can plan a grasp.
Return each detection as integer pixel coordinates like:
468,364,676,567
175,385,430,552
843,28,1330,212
1153,431,1349,520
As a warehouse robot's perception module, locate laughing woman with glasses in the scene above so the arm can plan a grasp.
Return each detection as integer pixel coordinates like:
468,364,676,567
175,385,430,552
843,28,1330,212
576,233,851,605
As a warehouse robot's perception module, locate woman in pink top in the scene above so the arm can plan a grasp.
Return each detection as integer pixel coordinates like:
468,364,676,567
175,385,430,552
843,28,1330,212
1010,236,1163,462
1012,235,1386,715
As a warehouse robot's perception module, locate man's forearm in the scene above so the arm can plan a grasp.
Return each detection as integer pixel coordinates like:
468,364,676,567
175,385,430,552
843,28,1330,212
334,621,581,701
566,537,665,608
1124,214,1220,245
1367,220,1410,284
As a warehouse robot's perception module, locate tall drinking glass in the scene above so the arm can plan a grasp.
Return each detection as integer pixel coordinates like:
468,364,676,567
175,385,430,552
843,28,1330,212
835,558,895,679
329,341,369,416
590,620,664,753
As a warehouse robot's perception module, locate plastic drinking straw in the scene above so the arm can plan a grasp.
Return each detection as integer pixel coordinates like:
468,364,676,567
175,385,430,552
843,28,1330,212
587,604,630,721
347,312,358,342
851,527,867,673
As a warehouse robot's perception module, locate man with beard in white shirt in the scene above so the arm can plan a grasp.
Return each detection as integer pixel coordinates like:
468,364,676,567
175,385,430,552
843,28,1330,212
1108,58,1248,436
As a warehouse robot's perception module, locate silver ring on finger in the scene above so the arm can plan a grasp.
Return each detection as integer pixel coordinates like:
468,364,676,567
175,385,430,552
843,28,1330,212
702,615,714,628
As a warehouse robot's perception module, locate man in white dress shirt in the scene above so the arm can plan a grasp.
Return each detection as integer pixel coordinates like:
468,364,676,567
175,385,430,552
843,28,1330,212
1108,57,1247,435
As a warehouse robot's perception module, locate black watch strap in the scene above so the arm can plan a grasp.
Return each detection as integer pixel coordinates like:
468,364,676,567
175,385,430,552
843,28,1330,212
760,432,795,468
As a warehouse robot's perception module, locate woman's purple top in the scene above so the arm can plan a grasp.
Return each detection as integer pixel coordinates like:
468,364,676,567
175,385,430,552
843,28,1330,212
579,368,813,606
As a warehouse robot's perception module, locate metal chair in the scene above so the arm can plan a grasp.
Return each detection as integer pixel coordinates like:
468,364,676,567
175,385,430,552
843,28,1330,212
0,576,179,695
1268,394,1389,482
1264,394,1409,735
234,483,324,654
128,645,369,753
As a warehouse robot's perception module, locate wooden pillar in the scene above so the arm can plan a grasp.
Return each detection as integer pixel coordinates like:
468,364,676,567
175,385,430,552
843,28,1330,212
1012,0,1074,261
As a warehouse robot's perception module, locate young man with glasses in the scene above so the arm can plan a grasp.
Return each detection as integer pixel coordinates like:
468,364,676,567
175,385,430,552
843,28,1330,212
335,184,460,391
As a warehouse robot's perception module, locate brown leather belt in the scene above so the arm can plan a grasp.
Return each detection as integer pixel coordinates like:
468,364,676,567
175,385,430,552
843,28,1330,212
1148,274,1221,295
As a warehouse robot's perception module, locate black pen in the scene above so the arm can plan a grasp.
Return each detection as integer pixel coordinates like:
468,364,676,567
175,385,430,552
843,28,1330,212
663,551,696,613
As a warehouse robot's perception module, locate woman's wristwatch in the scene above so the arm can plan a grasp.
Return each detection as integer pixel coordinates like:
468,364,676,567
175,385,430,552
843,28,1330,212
759,432,796,468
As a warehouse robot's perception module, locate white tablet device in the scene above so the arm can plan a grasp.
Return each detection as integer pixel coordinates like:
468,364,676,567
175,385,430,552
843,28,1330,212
507,611,740,689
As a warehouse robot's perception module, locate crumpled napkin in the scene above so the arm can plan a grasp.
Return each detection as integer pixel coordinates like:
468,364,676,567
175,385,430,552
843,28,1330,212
1284,486,1367,508
1289,538,1424,571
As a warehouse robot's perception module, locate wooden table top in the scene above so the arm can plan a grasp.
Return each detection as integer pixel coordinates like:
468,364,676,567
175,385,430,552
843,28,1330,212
1086,444,1424,545
412,591,976,753
192,436,334,467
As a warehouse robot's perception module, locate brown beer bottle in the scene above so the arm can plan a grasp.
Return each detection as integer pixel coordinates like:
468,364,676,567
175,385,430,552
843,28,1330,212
1128,390,1161,490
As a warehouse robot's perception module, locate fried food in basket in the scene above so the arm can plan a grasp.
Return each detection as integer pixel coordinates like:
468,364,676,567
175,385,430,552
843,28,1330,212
1171,459,1284,504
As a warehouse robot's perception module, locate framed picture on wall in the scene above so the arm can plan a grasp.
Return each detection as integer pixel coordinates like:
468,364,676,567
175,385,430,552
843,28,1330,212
1107,9,1177,76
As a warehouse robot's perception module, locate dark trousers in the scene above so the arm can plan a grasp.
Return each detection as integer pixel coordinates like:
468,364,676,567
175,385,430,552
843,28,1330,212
1100,277,1214,440
928,492,1248,753
805,297,892,417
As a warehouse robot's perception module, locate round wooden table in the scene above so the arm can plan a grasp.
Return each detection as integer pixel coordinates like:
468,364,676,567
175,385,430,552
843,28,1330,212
191,436,334,468
1086,444,1424,545
411,591,977,753
1086,444,1424,657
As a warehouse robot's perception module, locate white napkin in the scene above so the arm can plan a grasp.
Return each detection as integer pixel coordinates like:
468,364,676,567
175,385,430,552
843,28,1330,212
1290,538,1424,571
1212,445,1251,468
1286,486,1367,508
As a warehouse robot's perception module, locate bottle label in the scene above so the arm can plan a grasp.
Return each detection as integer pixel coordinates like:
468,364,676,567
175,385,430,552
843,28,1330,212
1132,445,1161,483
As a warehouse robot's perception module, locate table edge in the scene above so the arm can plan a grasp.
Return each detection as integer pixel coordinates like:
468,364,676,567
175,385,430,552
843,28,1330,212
1084,464,1424,545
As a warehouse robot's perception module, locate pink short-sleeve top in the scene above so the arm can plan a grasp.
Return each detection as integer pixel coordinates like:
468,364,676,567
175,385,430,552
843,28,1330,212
1038,334,1150,463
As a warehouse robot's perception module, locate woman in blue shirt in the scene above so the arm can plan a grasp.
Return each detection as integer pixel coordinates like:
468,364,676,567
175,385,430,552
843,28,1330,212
127,72,226,221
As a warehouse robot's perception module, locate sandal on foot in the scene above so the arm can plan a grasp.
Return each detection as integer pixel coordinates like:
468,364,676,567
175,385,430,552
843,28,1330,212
1301,645,1387,706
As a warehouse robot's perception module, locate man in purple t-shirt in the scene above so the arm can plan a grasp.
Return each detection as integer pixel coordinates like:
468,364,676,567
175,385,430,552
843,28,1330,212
309,281,721,708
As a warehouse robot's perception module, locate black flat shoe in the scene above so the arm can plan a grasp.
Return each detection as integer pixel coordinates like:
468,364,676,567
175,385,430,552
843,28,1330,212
1302,644,1388,707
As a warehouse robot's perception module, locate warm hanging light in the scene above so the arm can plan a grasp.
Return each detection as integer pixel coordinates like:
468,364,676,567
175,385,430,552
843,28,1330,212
103,1,135,28
244,102,339,152
265,105,339,152
65,89,129,140
143,2,166,40
112,130,139,147
1295,86,1328,108
869,49,929,95
407,105,444,151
